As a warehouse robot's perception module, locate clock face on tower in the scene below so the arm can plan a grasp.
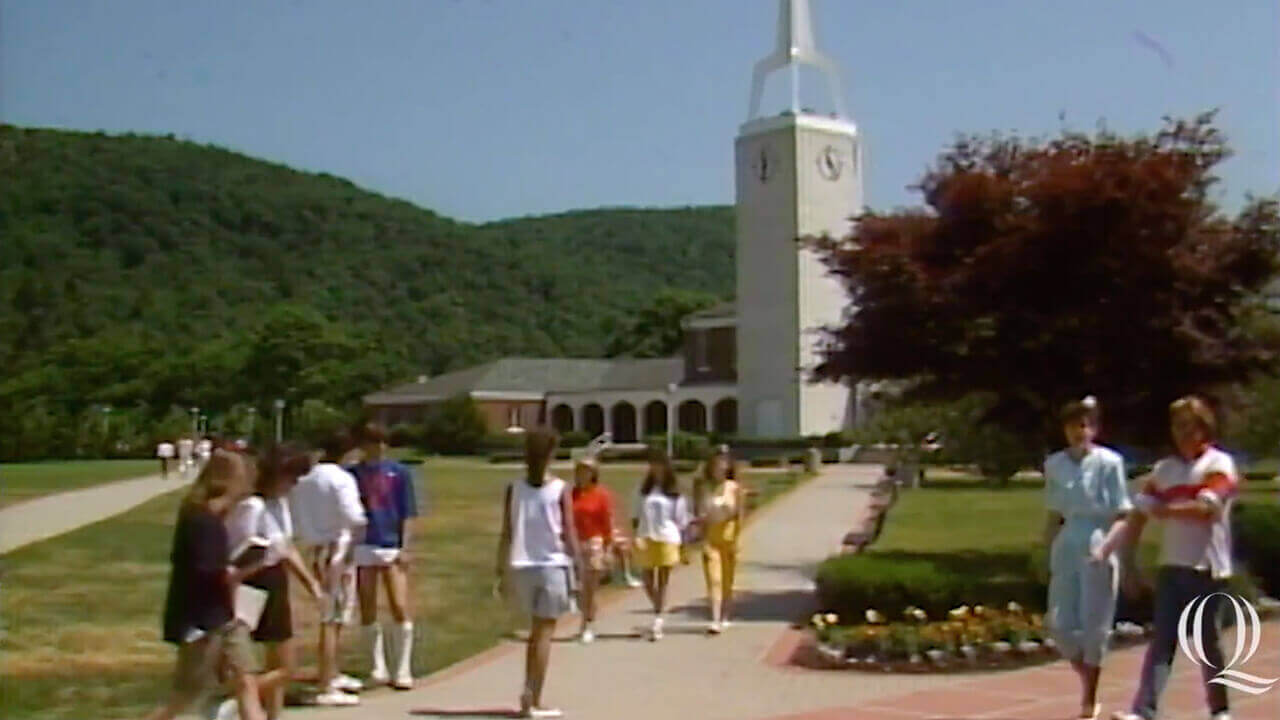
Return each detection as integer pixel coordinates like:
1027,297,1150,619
751,143,776,183
817,145,843,181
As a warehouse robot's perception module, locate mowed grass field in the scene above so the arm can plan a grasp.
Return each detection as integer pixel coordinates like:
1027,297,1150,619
0,459,160,508
0,458,804,720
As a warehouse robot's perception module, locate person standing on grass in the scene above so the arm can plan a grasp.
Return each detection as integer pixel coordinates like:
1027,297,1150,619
1103,396,1240,720
178,436,195,478
496,427,583,719
569,455,616,643
145,450,277,720
1042,396,1132,720
225,443,325,720
157,439,175,480
632,448,690,641
348,421,420,690
693,445,746,635
289,429,367,707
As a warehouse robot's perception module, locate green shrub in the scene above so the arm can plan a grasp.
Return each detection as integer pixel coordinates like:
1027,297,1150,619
488,452,523,464
673,460,698,473
479,433,524,452
560,431,591,448
389,423,426,447
814,553,1046,620
1243,470,1276,482
642,432,709,460
750,457,782,468
421,393,488,455
1233,502,1280,598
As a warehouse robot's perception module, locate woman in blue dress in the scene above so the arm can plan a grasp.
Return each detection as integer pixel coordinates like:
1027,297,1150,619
1043,396,1133,720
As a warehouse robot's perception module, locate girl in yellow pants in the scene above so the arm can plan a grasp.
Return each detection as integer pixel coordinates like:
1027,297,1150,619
694,446,746,634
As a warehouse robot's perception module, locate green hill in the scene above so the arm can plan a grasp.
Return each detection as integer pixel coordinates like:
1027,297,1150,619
0,124,734,459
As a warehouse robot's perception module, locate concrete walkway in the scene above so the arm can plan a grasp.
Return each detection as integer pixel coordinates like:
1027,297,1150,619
284,464,1280,720
0,469,189,554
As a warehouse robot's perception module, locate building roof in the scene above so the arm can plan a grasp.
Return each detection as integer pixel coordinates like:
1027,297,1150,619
364,357,684,405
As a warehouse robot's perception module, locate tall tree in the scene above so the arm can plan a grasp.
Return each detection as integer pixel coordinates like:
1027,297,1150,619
605,289,722,358
811,112,1280,455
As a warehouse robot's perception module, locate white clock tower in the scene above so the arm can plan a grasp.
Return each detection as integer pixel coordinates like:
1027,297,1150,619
735,0,862,437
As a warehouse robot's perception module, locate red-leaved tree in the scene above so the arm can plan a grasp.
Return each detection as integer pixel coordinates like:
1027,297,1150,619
810,112,1280,457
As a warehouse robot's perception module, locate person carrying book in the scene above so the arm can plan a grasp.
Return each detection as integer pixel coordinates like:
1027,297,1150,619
143,450,280,720
225,443,324,719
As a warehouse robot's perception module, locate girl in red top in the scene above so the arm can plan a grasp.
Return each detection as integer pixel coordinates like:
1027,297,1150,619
570,456,615,643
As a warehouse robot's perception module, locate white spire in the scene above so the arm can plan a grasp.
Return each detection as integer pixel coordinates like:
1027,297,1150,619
747,0,847,121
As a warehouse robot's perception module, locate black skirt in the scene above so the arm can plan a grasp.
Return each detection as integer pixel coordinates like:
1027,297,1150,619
246,563,292,642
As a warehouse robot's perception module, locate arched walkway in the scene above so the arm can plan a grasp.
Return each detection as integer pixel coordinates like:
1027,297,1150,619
644,400,667,438
677,400,707,433
611,402,638,443
551,404,574,433
713,398,738,434
582,403,604,438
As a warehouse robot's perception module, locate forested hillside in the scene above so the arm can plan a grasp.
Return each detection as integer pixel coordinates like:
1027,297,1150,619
0,125,734,459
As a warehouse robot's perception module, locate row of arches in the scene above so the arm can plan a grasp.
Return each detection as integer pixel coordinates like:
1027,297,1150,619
550,398,736,442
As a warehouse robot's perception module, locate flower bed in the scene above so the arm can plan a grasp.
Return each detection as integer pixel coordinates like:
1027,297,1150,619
798,604,1151,673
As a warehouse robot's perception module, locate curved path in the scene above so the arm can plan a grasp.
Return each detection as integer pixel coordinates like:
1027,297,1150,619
0,470,188,554
290,464,1279,720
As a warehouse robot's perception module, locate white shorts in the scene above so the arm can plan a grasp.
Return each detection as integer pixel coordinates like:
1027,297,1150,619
354,545,402,567
303,543,356,625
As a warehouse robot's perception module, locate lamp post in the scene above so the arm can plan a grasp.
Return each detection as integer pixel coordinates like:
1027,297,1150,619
199,414,208,436
101,405,112,438
666,383,677,459
246,406,257,439
274,398,286,444
189,407,199,438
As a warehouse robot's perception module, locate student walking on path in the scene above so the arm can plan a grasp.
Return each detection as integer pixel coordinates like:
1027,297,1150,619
143,450,277,720
496,427,584,718
692,445,746,635
1103,396,1241,720
349,422,420,690
631,449,690,642
569,455,615,644
290,430,368,707
1042,396,1133,720
225,443,325,719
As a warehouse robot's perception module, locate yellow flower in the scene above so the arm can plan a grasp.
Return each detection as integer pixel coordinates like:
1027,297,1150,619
824,613,839,625
1007,601,1023,614
865,609,885,624
973,605,986,616
811,613,825,628
949,606,970,619
911,608,928,622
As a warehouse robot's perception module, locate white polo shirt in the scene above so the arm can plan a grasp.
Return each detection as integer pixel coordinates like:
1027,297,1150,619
1134,446,1238,578
290,463,367,548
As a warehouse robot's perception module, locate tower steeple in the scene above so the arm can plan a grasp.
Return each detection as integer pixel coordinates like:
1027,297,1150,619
747,0,847,121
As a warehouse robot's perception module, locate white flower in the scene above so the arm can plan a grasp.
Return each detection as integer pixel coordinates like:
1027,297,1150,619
949,606,970,619
911,608,928,622
1006,601,1023,613
865,609,885,624
811,613,825,628
824,613,839,625
1081,395,1097,409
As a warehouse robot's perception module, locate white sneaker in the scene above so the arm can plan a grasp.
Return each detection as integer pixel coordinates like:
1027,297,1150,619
523,707,564,719
1110,712,1144,720
579,628,595,644
208,699,239,720
708,621,723,634
650,617,664,641
1210,713,1232,720
625,575,642,588
721,619,733,629
330,672,363,692
314,689,360,707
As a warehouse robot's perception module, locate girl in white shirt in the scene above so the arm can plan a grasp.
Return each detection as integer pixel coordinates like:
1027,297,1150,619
226,444,323,720
632,450,690,641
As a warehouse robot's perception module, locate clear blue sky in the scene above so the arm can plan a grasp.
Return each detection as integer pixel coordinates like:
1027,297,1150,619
3,0,1276,223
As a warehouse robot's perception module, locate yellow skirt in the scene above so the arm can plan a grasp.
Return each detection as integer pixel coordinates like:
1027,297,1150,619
633,538,680,569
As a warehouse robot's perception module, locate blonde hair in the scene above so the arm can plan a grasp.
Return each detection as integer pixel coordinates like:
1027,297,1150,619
183,449,253,509
1170,395,1217,440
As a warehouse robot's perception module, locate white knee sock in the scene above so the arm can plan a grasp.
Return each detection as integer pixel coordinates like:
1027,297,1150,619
390,622,414,686
363,623,388,681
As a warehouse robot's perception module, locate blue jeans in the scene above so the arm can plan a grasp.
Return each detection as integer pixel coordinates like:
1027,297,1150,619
1130,566,1229,719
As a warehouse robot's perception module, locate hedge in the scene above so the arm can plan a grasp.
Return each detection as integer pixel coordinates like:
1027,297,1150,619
1234,502,1280,598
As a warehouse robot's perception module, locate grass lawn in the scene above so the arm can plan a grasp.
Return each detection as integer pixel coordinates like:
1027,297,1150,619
870,469,1275,603
0,459,160,508
0,457,802,720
